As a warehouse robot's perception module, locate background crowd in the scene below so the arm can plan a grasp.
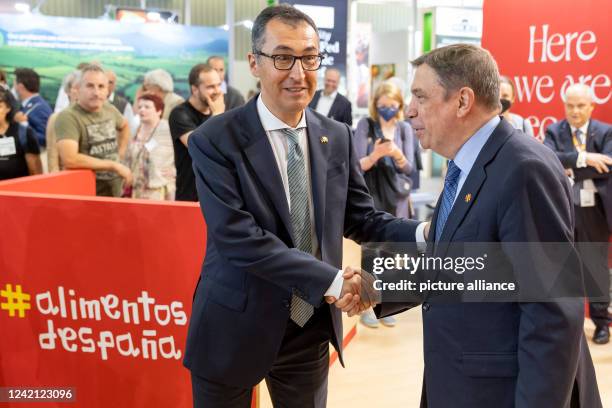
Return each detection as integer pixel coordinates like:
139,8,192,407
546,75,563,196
0,50,610,343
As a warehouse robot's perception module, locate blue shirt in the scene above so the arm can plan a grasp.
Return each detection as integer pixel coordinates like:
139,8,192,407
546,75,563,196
451,115,500,205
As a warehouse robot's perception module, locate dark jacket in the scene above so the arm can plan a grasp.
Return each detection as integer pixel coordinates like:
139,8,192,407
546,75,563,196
183,96,417,387
378,119,601,408
544,118,612,232
308,90,352,126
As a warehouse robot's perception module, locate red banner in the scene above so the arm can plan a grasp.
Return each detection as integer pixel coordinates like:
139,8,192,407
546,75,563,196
483,0,612,136
0,172,205,407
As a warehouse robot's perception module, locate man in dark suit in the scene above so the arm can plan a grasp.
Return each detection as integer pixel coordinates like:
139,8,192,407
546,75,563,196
184,5,418,407
207,55,246,111
13,68,52,148
372,44,601,407
544,83,612,345
308,67,352,126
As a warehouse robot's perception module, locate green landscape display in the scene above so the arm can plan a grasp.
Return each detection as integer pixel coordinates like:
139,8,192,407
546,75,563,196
0,13,229,107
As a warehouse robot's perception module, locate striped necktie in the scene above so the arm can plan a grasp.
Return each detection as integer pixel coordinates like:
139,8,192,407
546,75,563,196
282,128,314,327
572,129,585,152
435,160,461,242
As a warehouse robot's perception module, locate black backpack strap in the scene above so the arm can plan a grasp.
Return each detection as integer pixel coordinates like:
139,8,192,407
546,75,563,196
365,118,377,155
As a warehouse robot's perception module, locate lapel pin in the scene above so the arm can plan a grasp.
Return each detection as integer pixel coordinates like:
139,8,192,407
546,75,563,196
320,136,328,144
464,193,472,203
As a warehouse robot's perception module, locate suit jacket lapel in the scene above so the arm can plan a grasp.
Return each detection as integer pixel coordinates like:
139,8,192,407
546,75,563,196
239,98,294,245
327,94,341,118
436,167,485,252
561,121,576,152
305,109,330,249
434,119,514,255
426,194,443,256
587,121,597,152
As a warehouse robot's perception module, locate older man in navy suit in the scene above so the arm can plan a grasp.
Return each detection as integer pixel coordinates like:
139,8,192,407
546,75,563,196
544,83,612,345
184,5,419,407
373,45,601,407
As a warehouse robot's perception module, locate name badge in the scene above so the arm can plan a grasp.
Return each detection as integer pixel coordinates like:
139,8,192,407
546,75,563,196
0,137,17,157
144,138,158,152
580,189,595,207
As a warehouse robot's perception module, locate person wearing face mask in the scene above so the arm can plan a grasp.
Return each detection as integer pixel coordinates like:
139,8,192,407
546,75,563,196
499,75,536,139
124,94,176,200
355,81,415,217
353,81,415,328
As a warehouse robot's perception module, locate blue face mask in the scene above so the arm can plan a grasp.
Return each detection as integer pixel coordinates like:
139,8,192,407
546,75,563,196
377,106,399,122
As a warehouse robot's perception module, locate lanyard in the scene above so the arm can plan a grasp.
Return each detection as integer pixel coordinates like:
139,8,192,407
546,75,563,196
572,131,586,152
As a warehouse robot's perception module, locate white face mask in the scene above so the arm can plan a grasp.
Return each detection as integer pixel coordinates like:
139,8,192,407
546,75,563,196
10,86,18,100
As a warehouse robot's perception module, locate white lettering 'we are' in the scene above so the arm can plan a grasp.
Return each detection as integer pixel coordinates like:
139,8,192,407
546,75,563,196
528,24,598,63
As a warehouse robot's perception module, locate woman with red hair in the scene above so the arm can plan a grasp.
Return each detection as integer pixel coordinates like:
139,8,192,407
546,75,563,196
125,93,176,200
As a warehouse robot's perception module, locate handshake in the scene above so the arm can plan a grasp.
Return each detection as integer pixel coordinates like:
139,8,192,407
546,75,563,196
325,267,380,316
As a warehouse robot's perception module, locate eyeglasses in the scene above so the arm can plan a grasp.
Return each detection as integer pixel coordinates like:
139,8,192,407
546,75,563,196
253,51,324,71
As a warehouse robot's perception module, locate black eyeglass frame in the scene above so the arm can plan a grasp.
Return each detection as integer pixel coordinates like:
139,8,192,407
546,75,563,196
253,51,325,71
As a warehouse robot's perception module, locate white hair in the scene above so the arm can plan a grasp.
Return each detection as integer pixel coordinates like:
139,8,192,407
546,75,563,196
63,70,82,94
565,83,593,101
143,69,174,93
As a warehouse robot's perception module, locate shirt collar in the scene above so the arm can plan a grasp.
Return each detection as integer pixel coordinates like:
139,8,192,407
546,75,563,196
256,94,307,132
571,120,589,136
322,90,337,99
108,92,115,102
22,94,37,106
453,115,500,176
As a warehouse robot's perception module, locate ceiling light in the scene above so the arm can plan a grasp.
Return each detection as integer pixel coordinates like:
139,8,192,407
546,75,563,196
15,2,31,13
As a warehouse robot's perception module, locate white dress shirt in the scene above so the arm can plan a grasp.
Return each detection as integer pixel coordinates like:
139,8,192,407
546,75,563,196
573,121,597,192
256,96,344,298
315,91,337,117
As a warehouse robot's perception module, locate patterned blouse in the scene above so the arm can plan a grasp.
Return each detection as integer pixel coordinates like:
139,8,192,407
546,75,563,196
125,119,176,200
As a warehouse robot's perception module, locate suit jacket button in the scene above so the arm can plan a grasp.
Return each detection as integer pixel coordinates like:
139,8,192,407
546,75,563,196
423,302,430,311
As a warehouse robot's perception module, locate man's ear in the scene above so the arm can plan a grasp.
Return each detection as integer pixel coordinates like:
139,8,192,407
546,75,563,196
247,53,259,78
457,87,475,118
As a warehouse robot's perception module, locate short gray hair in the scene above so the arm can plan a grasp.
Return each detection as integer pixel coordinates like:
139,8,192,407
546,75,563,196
143,69,174,93
564,83,593,101
79,64,106,84
63,70,82,94
251,4,318,53
412,44,500,111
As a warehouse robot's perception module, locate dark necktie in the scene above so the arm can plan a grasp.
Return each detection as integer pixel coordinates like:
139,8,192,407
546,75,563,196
435,160,461,242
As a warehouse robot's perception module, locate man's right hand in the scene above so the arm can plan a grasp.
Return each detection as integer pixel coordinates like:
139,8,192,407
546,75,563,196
13,111,27,123
331,266,380,316
585,152,612,174
114,162,133,187
205,94,225,116
331,267,362,314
